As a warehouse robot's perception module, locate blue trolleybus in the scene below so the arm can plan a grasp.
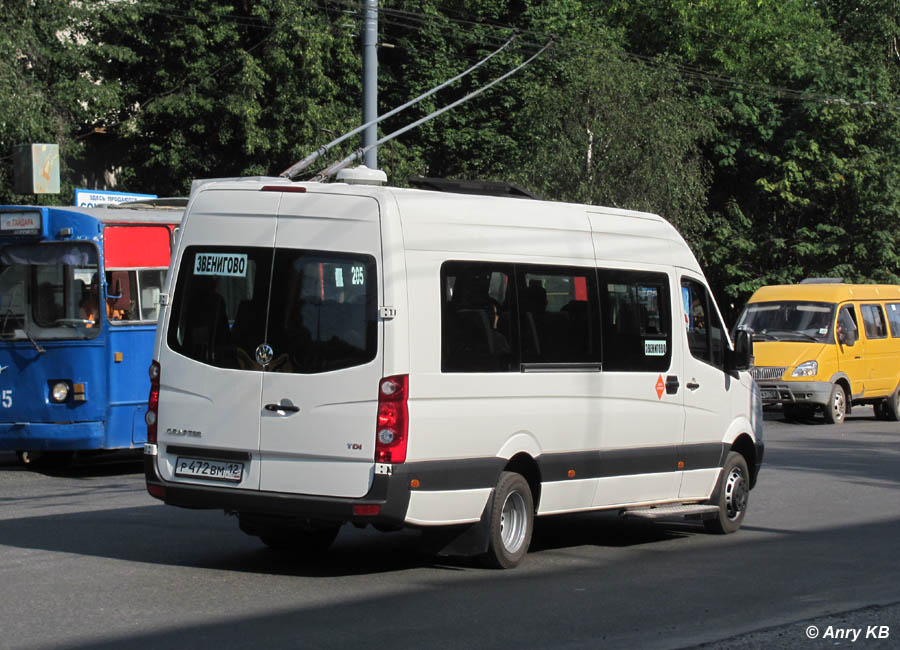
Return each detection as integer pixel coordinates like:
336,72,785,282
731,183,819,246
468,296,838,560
0,200,184,465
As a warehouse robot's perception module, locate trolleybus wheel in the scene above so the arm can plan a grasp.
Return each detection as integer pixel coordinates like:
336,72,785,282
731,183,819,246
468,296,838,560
15,450,40,466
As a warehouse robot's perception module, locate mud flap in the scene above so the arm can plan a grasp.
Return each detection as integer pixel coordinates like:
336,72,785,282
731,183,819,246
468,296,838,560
423,489,495,558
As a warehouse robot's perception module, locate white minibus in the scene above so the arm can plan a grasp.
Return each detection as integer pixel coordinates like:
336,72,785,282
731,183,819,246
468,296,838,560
144,170,763,569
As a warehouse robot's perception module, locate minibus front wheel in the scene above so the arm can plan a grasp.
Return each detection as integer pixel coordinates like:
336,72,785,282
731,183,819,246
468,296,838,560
824,383,847,424
705,452,749,535
480,471,534,569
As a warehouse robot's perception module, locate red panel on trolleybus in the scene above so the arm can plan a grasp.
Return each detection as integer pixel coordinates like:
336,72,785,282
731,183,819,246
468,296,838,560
104,226,172,267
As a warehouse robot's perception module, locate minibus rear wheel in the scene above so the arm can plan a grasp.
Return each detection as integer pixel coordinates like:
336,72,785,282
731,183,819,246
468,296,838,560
704,452,749,535
480,471,534,569
884,390,900,422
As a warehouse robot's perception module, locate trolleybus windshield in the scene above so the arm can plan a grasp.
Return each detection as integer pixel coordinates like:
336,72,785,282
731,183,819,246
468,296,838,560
0,242,100,340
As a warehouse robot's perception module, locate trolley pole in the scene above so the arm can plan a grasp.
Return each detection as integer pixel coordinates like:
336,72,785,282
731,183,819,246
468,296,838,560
363,0,378,169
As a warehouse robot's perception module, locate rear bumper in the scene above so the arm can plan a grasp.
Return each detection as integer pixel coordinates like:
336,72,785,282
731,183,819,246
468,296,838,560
0,421,105,451
757,380,832,407
144,448,415,526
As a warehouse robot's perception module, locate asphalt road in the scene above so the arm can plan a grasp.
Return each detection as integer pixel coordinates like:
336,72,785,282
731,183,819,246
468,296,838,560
1,408,898,650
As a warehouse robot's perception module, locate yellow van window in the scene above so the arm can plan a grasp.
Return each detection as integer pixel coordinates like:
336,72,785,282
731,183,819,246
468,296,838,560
861,304,887,339
886,303,900,337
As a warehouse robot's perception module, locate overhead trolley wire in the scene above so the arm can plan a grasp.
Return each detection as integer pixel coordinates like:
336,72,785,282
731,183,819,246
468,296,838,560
280,34,518,178
311,38,554,181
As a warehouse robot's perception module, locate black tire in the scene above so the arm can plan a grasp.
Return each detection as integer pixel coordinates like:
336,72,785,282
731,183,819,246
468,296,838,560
823,383,847,424
783,404,802,422
874,401,889,420
704,451,750,535
480,471,534,569
884,389,900,422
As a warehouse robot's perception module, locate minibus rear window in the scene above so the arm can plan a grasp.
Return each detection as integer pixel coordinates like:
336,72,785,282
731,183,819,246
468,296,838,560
168,246,376,373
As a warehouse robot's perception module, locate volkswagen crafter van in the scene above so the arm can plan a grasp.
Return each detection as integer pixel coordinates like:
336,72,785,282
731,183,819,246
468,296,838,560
144,170,762,569
735,281,900,423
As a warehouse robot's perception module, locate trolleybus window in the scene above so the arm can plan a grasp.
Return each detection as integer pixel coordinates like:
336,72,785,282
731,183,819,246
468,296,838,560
105,268,168,322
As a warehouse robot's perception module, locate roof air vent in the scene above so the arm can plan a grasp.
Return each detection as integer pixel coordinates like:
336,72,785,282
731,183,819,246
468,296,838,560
335,165,387,186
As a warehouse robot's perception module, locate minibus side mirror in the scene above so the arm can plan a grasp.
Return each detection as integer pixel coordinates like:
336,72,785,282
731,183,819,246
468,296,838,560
727,328,753,372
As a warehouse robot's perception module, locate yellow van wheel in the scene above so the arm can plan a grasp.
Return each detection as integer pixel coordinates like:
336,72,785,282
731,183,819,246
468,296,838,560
824,384,847,424
884,390,900,422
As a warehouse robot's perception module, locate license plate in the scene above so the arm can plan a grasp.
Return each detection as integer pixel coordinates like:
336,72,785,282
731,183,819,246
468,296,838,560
760,389,779,400
174,457,244,483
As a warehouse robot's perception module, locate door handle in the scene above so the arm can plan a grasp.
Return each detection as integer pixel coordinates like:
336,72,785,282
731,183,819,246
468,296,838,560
265,403,300,413
686,381,700,391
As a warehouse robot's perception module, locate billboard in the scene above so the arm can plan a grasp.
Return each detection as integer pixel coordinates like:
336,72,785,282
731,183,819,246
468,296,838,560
74,189,157,207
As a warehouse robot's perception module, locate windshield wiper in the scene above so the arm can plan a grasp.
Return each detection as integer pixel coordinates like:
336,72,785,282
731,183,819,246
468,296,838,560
764,329,819,342
751,331,780,341
22,327,45,354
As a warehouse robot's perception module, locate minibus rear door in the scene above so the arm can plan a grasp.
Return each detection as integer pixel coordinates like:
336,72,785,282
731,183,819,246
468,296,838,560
257,192,383,498
156,189,280,490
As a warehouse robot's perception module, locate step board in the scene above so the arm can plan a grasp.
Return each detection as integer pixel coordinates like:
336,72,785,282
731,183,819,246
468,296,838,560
622,504,720,520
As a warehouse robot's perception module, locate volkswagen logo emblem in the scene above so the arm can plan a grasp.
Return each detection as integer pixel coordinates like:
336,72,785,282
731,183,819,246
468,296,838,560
255,343,274,366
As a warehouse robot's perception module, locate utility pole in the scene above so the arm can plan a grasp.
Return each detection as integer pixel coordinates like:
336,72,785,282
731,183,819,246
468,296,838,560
362,0,378,169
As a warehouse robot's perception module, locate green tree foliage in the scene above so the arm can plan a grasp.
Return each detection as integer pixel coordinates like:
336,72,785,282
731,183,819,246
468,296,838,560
605,0,900,312
0,0,121,203
85,1,361,195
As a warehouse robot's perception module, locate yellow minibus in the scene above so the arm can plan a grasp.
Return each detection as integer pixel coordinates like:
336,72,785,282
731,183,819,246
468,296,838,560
735,281,900,423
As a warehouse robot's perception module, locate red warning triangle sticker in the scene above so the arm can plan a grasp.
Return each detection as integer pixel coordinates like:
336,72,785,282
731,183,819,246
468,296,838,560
655,375,665,400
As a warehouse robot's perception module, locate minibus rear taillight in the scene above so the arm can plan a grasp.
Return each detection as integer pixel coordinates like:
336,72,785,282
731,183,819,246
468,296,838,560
375,375,409,464
146,361,160,444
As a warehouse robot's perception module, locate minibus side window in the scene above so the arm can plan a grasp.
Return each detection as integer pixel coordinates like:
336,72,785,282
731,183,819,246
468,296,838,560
441,262,516,372
886,303,900,337
861,304,887,339
517,266,600,365
681,278,727,369
598,269,671,372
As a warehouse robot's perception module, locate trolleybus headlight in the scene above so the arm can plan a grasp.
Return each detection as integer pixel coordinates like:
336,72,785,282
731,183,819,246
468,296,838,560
50,382,70,403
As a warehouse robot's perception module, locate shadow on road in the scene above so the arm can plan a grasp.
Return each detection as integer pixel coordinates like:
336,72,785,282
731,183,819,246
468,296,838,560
11,510,900,650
